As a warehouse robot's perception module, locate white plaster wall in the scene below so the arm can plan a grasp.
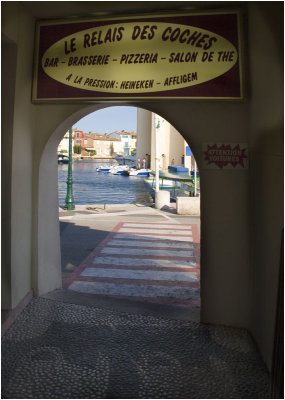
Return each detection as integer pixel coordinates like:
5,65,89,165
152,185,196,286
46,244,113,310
2,35,16,309
158,117,170,169
3,3,252,331
113,140,124,154
2,2,283,372
136,108,152,161
152,102,251,328
149,114,186,169
2,3,35,308
33,104,99,295
150,113,156,170
141,114,192,171
58,136,69,152
35,99,251,330
169,125,186,167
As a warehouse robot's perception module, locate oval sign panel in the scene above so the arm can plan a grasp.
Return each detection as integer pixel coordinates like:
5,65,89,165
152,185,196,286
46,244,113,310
41,22,238,94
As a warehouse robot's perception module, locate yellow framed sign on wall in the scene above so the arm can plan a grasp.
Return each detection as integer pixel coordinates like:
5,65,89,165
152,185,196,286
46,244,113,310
32,11,243,102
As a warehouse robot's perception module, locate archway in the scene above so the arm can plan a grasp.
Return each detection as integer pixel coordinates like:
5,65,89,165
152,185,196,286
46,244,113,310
2,1,283,386
36,104,201,316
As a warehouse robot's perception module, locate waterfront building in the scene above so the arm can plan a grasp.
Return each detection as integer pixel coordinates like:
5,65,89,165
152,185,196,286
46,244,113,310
57,131,69,153
58,128,87,156
109,130,137,155
58,130,122,157
84,132,121,157
137,110,193,172
72,129,87,155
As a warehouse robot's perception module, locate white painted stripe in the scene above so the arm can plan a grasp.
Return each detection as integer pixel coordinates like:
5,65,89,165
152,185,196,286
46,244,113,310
92,256,197,269
101,247,194,258
81,268,198,282
123,223,192,230
69,281,200,299
107,239,194,249
152,208,181,222
119,227,192,235
60,208,160,220
113,233,193,242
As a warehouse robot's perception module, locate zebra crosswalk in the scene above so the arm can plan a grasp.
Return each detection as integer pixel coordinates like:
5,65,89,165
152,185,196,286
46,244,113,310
63,221,200,308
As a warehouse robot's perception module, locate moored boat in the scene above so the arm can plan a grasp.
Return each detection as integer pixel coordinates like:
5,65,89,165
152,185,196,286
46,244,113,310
123,168,151,176
109,165,130,175
58,153,69,164
96,166,111,172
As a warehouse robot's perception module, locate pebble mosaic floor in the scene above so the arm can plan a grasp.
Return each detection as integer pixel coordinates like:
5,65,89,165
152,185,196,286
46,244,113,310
2,297,269,399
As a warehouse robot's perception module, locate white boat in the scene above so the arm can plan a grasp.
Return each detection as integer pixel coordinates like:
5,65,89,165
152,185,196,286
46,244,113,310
109,165,130,175
96,166,111,172
123,168,151,176
58,153,69,164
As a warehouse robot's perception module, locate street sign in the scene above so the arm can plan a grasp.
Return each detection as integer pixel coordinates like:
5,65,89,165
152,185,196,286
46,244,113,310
202,143,248,169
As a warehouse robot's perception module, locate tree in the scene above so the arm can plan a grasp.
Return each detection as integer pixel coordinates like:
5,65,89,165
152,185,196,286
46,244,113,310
73,145,82,154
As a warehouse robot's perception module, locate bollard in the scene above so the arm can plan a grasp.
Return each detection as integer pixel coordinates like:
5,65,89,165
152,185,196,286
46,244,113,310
176,196,200,215
155,190,170,209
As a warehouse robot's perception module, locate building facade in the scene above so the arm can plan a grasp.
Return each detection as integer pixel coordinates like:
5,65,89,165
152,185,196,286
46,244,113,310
2,2,283,388
109,131,137,155
58,130,123,157
72,129,86,155
57,131,69,153
137,111,193,171
84,133,121,157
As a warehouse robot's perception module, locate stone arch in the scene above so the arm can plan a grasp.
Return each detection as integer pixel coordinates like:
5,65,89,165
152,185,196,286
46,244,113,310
35,103,201,297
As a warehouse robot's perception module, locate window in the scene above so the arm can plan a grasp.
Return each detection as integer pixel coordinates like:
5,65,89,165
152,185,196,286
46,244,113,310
76,132,80,137
76,139,81,144
186,146,193,156
122,135,129,138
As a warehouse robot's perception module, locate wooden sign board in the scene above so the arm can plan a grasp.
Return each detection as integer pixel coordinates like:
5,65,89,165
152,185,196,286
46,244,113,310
32,11,243,102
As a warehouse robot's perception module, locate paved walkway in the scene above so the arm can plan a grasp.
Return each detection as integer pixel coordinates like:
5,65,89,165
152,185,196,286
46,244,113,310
60,203,200,319
2,296,269,399
1,204,270,398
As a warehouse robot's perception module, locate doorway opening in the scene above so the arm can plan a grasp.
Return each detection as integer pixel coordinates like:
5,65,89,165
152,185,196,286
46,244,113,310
39,105,201,320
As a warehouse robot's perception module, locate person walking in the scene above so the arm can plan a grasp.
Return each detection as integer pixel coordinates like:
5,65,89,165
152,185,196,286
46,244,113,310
145,153,150,169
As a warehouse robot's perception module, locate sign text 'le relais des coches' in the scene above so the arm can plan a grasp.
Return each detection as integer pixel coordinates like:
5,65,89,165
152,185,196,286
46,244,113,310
32,11,243,102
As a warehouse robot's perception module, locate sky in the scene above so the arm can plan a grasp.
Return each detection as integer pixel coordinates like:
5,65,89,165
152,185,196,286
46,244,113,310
73,106,137,134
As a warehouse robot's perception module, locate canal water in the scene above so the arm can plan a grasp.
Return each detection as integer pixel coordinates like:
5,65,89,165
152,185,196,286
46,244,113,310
58,159,153,206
